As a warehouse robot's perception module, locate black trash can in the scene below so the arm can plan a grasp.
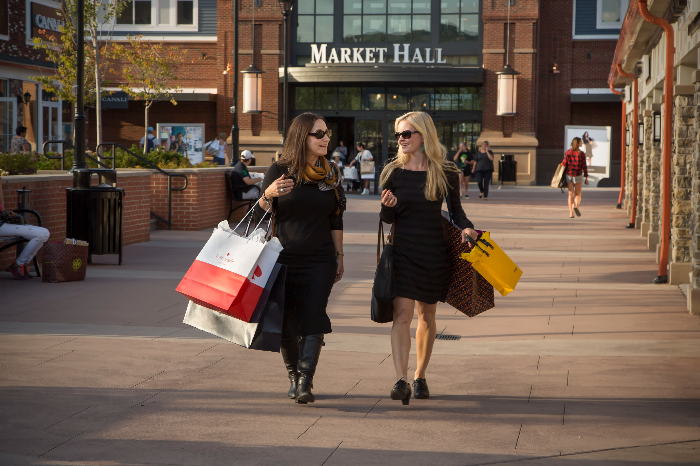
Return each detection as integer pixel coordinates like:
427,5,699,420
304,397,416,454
499,154,517,184
66,169,123,265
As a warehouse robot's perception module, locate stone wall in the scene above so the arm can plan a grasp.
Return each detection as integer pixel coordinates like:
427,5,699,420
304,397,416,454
643,111,662,250
669,95,695,284
690,82,700,314
641,113,653,231
625,117,634,213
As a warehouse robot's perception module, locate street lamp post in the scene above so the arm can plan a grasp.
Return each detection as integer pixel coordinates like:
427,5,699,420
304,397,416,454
496,0,518,116
278,0,295,140
227,0,240,166
73,0,87,170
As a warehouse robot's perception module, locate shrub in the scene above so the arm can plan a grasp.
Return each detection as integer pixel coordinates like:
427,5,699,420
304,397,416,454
0,152,39,175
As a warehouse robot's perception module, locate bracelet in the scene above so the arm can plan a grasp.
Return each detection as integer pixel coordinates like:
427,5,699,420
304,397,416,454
336,251,344,256
261,194,271,204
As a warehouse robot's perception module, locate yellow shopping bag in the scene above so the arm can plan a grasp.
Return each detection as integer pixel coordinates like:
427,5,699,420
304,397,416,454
461,231,522,297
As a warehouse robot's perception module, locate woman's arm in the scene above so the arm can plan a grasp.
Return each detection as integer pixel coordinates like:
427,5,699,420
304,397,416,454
331,230,344,283
379,179,396,224
447,172,476,243
487,150,494,161
255,164,293,217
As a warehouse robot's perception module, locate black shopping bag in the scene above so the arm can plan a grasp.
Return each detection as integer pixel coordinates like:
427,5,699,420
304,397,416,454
371,221,395,323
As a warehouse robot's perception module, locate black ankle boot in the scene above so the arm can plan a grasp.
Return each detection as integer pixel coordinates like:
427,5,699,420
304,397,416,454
280,336,300,399
295,334,324,404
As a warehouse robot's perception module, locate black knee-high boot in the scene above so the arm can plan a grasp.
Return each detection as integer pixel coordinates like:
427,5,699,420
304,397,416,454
295,334,324,404
280,336,300,399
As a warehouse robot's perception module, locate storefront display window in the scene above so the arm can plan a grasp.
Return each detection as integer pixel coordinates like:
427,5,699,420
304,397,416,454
343,0,432,43
295,86,482,112
297,0,335,43
116,0,197,27
440,0,478,41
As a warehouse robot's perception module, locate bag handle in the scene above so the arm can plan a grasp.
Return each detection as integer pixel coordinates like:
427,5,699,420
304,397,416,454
376,220,395,264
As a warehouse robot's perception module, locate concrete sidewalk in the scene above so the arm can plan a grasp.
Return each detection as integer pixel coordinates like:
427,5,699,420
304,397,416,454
1,187,699,466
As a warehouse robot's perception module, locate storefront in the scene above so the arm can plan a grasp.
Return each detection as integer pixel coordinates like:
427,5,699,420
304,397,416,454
288,0,483,171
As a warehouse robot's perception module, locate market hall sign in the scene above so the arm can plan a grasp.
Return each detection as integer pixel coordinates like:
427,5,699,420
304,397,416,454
311,44,449,65
31,2,65,41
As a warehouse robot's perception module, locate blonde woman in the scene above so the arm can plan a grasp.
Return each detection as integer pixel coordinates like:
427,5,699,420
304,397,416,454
379,112,478,404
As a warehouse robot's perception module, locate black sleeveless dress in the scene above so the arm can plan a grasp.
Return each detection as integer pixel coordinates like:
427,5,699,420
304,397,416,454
380,168,473,304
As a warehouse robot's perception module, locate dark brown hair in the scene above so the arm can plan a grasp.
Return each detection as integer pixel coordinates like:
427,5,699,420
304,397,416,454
278,112,325,183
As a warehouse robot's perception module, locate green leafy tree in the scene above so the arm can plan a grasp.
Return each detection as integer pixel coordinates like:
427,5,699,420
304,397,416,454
112,35,184,156
31,0,125,149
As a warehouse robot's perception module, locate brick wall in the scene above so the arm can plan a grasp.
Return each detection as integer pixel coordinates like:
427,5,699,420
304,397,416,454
1,172,152,271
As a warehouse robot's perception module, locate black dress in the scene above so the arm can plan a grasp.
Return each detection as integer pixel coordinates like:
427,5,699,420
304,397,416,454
380,167,474,304
255,163,343,336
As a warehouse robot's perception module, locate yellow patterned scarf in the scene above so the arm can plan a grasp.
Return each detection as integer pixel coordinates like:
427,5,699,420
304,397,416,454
300,156,344,214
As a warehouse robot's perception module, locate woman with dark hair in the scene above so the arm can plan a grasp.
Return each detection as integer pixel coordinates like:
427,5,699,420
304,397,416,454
474,141,494,200
379,111,477,404
255,112,346,404
349,142,374,194
582,131,596,167
562,137,588,218
11,126,30,153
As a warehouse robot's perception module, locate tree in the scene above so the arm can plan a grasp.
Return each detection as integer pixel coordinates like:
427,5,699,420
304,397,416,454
112,35,184,156
31,1,125,148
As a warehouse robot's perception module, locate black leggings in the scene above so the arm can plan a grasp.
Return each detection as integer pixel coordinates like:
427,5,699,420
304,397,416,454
475,171,492,198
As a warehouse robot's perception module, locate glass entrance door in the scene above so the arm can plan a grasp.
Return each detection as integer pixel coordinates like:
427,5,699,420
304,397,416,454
356,119,383,193
42,102,61,152
0,98,16,153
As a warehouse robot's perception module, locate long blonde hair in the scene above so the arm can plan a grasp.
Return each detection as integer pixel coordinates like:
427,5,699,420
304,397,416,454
379,111,457,201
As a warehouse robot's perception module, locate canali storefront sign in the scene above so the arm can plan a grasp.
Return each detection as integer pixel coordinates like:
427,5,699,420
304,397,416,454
31,2,65,41
311,44,448,65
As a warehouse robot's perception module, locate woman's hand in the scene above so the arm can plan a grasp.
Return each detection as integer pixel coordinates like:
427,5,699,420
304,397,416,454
334,256,344,284
461,228,478,245
584,177,589,186
265,174,294,199
381,189,397,207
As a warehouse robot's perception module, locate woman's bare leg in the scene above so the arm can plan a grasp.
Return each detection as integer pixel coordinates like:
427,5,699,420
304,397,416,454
575,182,583,208
463,175,469,195
567,182,575,217
391,297,415,381
414,301,437,379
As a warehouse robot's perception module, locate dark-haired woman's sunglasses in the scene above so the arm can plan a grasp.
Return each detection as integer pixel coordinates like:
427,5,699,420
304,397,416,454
395,130,420,140
308,129,332,139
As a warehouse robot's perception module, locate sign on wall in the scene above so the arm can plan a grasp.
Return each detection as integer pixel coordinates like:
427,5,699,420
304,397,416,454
564,125,612,187
157,123,204,165
31,2,65,41
310,43,449,65
101,91,129,109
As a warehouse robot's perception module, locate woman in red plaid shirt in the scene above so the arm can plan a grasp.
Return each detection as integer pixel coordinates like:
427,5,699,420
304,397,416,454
562,137,588,218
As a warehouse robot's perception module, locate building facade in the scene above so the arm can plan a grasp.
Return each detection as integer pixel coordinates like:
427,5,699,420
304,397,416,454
608,0,700,315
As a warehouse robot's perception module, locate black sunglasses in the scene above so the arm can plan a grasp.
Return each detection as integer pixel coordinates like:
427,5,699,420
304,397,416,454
394,130,420,140
308,129,332,139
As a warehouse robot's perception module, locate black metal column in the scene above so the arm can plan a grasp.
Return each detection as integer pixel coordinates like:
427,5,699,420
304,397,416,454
282,9,290,139
73,0,86,170
229,0,240,166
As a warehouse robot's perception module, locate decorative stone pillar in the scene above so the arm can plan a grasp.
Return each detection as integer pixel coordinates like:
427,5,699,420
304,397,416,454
640,111,653,236
635,113,645,228
647,128,662,251
669,94,695,285
625,118,634,214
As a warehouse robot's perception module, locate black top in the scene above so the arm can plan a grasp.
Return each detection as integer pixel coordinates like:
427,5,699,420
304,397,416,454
380,166,474,304
230,161,252,192
474,150,495,172
255,163,343,263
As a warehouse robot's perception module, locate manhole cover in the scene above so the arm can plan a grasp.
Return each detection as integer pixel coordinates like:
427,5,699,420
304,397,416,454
435,334,461,341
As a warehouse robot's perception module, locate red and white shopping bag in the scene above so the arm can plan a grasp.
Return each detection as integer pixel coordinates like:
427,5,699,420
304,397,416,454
176,226,282,322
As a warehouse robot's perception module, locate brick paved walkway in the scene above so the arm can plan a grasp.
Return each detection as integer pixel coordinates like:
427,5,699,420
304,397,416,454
1,187,699,465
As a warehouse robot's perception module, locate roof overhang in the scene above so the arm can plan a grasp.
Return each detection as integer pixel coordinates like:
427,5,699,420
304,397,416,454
280,65,483,84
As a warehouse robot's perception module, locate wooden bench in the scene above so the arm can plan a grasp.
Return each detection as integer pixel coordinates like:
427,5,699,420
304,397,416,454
0,209,43,278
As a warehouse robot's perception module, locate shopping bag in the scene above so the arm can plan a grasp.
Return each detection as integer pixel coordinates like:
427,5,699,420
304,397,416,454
371,221,395,323
461,231,522,297
183,264,286,352
41,241,89,283
343,167,359,180
551,164,566,189
441,217,495,317
360,161,375,175
176,219,283,322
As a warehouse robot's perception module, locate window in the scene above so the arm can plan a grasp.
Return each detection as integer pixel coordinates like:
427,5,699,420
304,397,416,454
294,86,482,111
297,0,334,43
343,0,431,43
440,0,478,42
596,0,628,29
116,0,196,28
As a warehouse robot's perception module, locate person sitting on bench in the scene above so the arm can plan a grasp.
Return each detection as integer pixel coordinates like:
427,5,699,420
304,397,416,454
230,150,262,200
0,177,50,280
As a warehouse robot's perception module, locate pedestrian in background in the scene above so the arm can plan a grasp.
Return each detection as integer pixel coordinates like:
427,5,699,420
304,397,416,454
379,111,477,405
562,137,588,218
474,141,495,200
230,150,262,200
139,127,160,153
452,141,473,198
349,142,373,195
333,140,347,162
214,132,227,165
11,126,30,153
256,113,346,404
331,152,343,169
0,176,50,279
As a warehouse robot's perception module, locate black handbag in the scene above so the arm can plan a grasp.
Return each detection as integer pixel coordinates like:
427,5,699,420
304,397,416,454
371,220,395,323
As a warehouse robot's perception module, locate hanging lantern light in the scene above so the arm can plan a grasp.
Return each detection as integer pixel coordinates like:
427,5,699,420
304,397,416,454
653,112,661,141
496,0,519,116
241,64,264,114
638,121,644,145
496,64,519,116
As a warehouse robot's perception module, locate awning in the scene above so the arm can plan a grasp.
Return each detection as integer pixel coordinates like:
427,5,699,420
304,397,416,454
280,65,483,84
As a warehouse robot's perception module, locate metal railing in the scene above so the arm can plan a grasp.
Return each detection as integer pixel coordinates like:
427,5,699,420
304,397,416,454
41,140,68,171
97,143,189,230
